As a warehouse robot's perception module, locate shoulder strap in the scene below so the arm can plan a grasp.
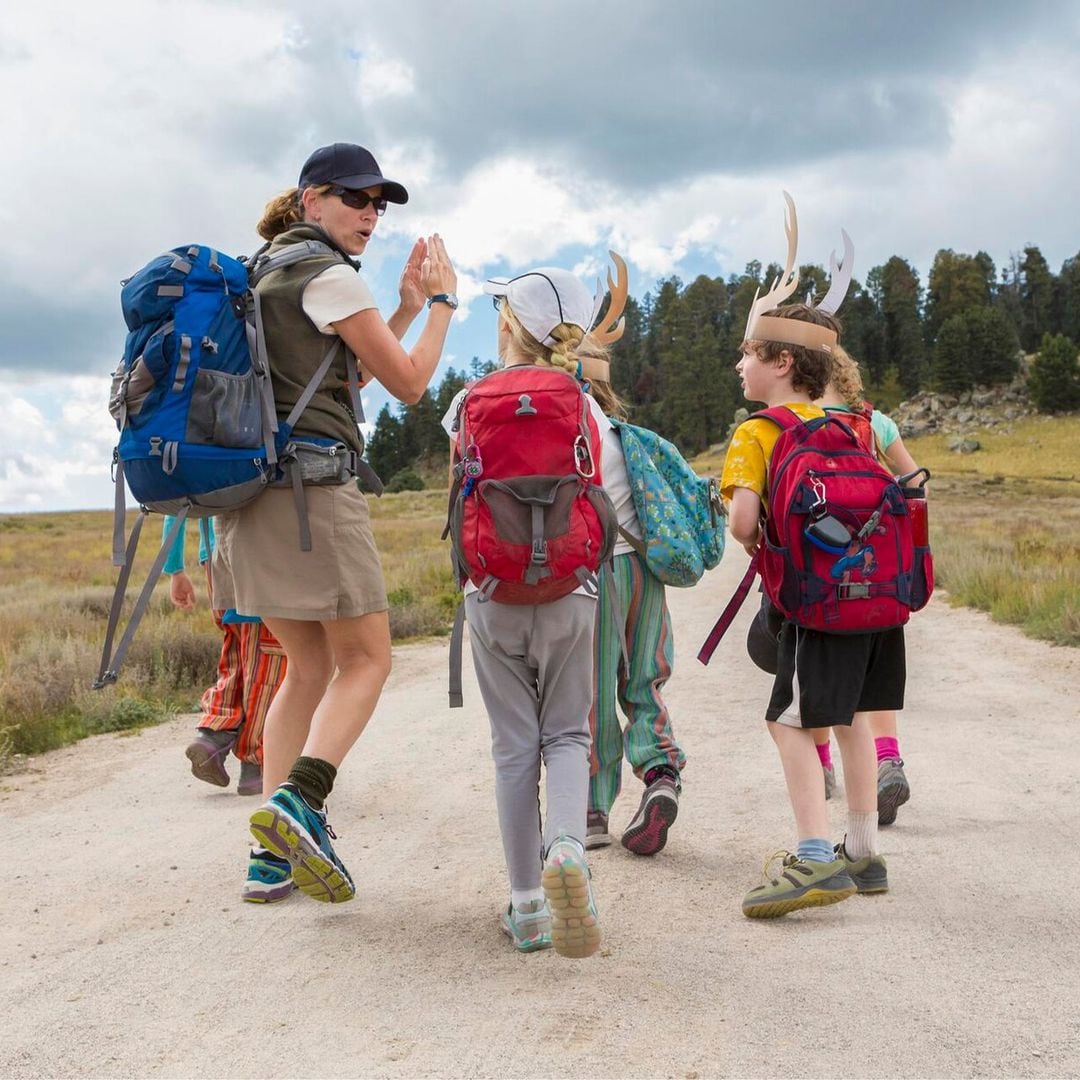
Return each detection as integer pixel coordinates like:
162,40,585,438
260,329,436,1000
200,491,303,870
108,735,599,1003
748,405,804,430
246,239,338,287
697,551,761,665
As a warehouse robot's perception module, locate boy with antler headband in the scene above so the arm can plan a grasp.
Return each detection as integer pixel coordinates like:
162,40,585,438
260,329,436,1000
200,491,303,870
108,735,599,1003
720,195,901,918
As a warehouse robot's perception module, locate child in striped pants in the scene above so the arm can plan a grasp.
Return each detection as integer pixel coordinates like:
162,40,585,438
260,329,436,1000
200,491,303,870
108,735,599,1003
163,516,286,799
586,455,686,856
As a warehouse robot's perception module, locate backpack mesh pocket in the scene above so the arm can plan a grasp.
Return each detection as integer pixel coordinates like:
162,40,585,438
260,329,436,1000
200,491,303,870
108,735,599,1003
186,368,262,448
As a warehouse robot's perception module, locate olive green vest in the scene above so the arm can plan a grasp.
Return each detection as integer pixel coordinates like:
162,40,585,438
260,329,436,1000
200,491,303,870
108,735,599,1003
257,223,365,453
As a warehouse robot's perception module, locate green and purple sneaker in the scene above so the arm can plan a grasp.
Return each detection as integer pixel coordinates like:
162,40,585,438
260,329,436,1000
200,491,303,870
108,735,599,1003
249,784,355,903
241,848,295,904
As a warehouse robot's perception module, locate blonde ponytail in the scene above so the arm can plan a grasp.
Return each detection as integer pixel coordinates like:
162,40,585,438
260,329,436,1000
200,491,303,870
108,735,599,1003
499,302,626,419
829,346,866,410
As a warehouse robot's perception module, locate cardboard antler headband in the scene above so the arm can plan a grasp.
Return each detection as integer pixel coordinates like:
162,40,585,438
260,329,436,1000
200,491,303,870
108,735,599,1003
744,194,854,354
578,251,628,383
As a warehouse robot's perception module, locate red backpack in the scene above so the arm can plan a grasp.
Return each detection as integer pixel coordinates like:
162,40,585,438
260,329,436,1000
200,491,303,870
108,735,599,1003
699,407,933,663
445,365,618,604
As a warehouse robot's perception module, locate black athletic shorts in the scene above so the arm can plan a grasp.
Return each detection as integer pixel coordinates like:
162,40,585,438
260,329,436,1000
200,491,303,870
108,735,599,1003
765,623,906,729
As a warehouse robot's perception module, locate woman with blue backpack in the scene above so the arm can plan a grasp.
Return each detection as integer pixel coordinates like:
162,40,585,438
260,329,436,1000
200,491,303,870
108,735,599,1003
212,143,459,906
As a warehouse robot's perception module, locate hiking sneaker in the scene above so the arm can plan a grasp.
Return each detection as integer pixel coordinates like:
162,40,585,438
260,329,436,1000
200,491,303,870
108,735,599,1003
542,834,601,958
877,757,911,826
741,851,857,919
584,810,613,850
836,841,889,894
237,761,263,797
241,848,295,904
823,763,837,801
621,767,678,856
501,899,553,953
185,728,238,788
249,784,355,903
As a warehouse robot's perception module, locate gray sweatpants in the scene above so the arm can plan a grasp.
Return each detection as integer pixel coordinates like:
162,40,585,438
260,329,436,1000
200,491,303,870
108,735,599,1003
465,592,596,892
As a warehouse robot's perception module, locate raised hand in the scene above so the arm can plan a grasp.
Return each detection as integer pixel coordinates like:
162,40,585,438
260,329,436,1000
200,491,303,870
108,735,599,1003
398,237,427,317
421,234,458,299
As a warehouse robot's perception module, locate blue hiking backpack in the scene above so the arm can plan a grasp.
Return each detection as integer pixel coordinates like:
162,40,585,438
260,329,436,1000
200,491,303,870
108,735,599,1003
610,419,726,587
96,239,380,688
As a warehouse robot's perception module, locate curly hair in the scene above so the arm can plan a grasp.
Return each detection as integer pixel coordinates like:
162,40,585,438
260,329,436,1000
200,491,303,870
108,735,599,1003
743,303,841,400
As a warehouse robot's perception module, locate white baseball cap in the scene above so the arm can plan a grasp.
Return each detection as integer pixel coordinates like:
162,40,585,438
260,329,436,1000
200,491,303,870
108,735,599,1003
483,267,601,348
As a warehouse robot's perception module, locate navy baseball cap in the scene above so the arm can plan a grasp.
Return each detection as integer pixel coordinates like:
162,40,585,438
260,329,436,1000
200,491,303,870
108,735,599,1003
298,143,408,204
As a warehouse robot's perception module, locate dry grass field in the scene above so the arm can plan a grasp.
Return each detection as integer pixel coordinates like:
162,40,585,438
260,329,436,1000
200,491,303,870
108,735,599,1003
692,413,1080,650
0,489,454,763
2,415,1077,767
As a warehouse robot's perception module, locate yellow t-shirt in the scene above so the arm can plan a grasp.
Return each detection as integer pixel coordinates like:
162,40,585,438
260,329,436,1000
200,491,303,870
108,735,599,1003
720,403,826,504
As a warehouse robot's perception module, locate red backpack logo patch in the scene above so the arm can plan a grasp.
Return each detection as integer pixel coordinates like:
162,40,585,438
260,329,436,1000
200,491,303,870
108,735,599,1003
756,406,932,632
446,365,618,604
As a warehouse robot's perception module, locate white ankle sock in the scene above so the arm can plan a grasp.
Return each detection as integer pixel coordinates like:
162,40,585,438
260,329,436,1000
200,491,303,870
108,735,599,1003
511,888,545,908
845,811,877,858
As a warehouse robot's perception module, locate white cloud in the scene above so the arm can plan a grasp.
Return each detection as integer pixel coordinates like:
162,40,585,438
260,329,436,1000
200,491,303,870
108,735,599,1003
0,376,117,512
355,47,415,101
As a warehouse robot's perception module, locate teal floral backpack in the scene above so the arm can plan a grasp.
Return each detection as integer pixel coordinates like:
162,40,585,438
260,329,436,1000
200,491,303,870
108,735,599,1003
610,419,726,587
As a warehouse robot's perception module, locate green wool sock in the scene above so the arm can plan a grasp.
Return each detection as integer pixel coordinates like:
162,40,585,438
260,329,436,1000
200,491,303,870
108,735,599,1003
287,756,337,809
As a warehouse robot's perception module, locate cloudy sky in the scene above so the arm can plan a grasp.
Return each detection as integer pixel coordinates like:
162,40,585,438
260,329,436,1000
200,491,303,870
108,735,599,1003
2,0,1078,512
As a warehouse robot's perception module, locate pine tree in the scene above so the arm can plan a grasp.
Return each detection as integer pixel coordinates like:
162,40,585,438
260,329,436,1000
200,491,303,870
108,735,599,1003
1019,246,1056,350
875,257,926,396
931,315,973,395
1029,333,1080,413
966,307,1019,386
1057,254,1080,344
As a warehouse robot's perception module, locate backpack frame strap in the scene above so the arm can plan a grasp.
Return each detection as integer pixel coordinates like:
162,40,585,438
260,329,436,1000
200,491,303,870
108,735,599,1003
95,506,190,689
448,601,466,708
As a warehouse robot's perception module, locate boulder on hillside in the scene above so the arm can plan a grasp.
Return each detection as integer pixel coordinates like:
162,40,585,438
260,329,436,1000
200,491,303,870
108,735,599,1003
947,435,981,454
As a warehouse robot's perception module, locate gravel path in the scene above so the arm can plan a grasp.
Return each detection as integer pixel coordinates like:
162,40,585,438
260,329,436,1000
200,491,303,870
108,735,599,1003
3,551,1079,1079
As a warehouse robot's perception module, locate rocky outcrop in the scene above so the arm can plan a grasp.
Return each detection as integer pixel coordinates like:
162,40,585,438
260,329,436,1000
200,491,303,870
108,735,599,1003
893,377,1033,441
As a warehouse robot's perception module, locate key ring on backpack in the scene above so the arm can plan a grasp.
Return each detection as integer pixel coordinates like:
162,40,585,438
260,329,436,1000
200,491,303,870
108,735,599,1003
463,443,483,479
808,473,828,517
574,435,596,479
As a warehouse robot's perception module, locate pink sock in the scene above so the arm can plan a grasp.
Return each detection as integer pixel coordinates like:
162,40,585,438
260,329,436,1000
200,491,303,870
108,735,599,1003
815,740,833,769
875,736,900,763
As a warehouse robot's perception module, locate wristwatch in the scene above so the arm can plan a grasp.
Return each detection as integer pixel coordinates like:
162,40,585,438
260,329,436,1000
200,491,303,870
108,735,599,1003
428,293,459,309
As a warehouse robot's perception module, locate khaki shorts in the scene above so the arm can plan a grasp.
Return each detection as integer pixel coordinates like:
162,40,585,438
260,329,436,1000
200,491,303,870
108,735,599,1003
212,483,388,622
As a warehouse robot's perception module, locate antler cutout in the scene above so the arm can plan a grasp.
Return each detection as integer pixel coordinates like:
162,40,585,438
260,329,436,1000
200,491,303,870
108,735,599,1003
816,228,854,315
743,191,800,342
589,251,629,346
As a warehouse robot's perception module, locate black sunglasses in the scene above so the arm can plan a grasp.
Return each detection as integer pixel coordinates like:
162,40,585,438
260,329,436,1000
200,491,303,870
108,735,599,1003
491,295,504,311
328,186,388,216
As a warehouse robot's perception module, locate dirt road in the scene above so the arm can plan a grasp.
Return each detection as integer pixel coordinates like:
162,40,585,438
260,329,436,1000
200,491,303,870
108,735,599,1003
3,550,1079,1079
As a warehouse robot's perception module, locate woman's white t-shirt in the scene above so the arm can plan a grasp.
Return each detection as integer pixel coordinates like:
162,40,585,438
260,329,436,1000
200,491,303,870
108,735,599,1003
302,264,378,333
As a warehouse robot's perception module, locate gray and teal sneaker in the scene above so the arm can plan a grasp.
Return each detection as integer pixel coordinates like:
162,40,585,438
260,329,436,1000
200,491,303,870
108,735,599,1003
501,899,553,952
241,848,295,904
836,841,889,894
249,784,355,903
877,757,911,826
542,834,601,958
741,850,857,919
